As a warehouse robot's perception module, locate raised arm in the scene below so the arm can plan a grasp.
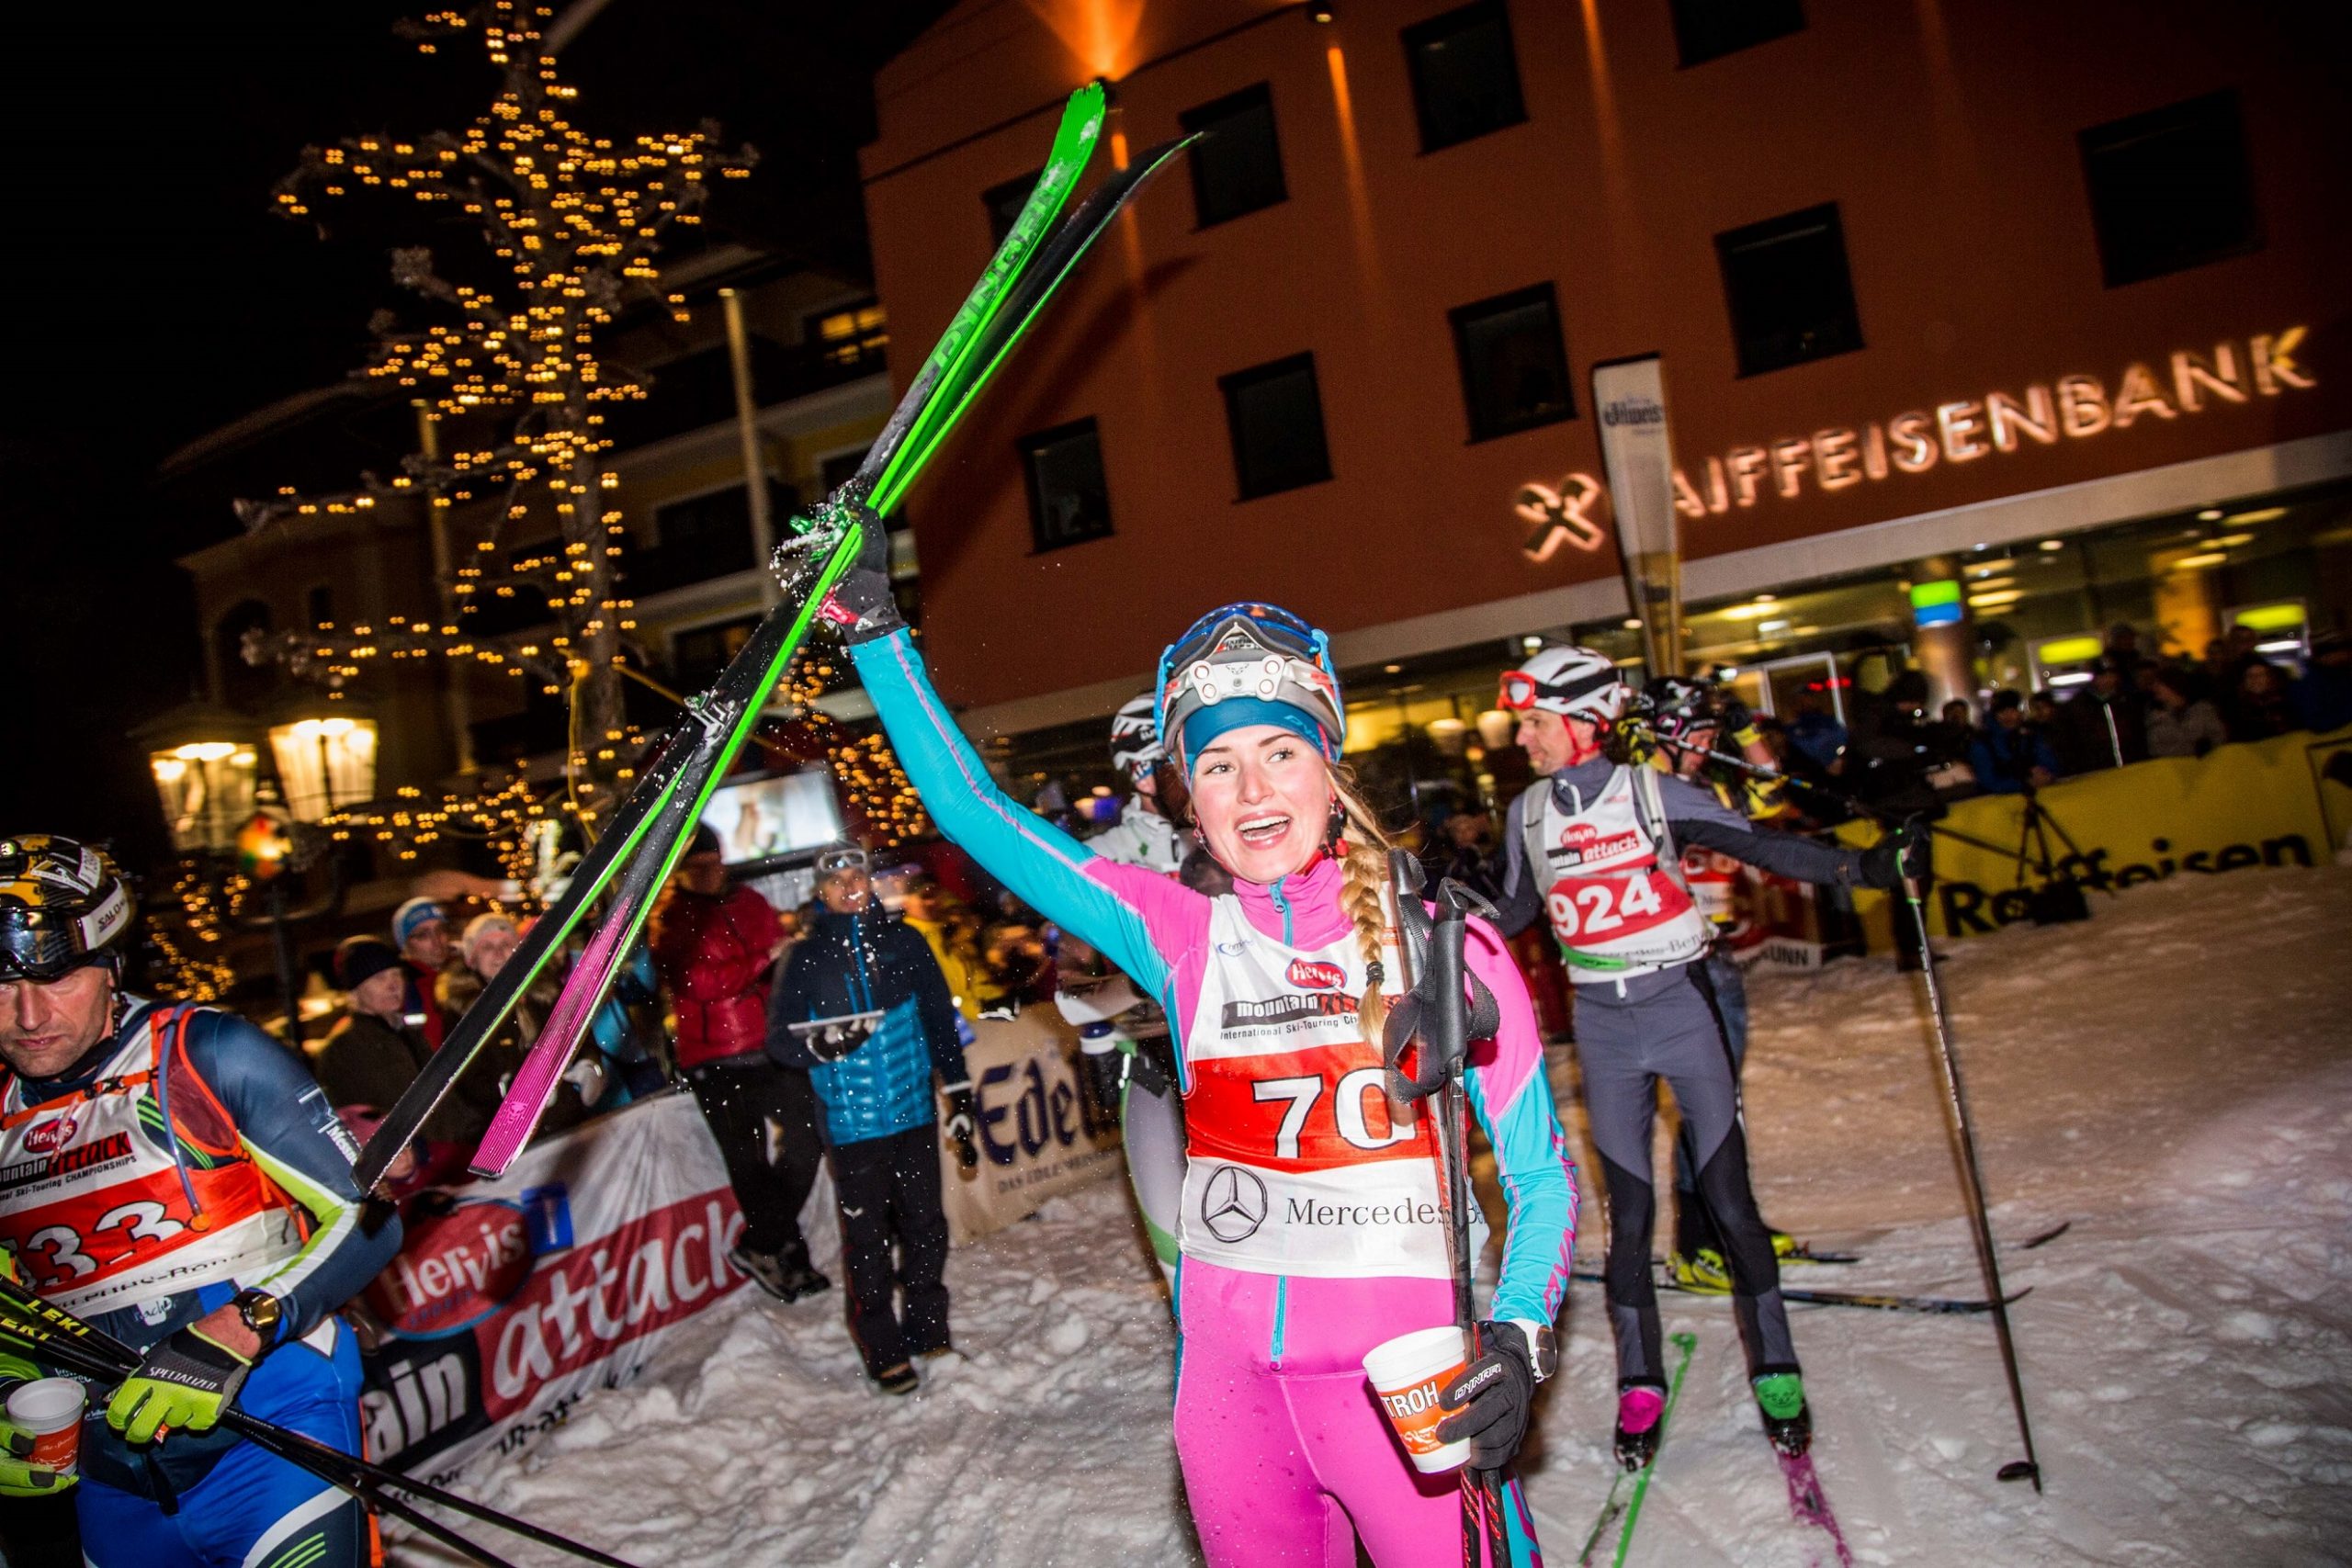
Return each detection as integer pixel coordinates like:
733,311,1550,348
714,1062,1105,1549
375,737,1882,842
1459,918,1577,1327
851,628,1190,990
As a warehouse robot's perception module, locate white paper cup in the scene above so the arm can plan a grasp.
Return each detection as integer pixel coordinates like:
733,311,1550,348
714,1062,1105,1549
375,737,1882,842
6,1377,85,1480
1363,1325,1470,1473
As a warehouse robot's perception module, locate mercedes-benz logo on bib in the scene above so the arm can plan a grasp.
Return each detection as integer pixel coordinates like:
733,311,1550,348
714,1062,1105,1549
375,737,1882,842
1200,1164,1268,1243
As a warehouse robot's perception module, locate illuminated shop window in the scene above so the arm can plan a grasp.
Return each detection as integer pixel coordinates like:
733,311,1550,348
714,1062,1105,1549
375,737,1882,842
1714,202,1864,378
1021,418,1114,552
1670,0,1804,68
983,168,1042,246
1450,283,1575,443
1220,354,1333,501
808,299,888,371
2079,90,2262,288
1180,83,1287,228
1402,0,1527,152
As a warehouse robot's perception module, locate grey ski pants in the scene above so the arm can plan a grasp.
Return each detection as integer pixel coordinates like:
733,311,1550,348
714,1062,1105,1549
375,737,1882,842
1573,963,1798,1387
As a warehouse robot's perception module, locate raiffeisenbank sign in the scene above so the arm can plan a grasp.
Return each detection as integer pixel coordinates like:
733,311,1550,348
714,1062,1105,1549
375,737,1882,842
1514,326,2319,558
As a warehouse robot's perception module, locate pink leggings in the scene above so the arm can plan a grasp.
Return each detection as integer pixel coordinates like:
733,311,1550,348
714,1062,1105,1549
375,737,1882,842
1173,1262,1540,1567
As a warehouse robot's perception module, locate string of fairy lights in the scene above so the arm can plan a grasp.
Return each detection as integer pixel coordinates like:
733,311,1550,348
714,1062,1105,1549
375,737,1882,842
191,0,929,973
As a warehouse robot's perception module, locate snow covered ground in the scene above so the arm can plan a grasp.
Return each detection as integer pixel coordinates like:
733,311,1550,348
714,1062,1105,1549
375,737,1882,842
409,866,2352,1566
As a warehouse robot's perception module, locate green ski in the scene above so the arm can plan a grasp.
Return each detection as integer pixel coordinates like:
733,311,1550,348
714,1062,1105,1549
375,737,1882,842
1577,1331,1697,1567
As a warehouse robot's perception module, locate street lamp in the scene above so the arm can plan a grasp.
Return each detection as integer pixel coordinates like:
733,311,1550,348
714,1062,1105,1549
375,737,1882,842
266,703,379,822
132,704,264,855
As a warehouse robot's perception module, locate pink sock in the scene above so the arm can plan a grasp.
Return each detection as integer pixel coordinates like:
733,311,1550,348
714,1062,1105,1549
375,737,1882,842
1618,1386,1666,1435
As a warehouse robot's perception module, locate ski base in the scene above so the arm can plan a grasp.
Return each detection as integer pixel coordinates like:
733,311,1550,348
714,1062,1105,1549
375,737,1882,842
1777,1449,1855,1568
1572,1269,2028,1315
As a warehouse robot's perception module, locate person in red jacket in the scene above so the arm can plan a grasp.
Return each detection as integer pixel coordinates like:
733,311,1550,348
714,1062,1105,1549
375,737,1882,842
650,827,829,1301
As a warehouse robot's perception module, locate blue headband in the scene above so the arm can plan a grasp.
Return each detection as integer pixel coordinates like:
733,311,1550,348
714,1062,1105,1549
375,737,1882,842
1182,697,1335,772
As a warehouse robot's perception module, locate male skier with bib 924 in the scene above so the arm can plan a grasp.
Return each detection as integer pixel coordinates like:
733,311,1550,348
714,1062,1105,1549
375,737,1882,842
0,835,400,1568
1488,649,1923,1469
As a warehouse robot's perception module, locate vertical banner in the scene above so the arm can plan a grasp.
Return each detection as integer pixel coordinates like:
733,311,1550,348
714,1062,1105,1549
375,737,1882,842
1592,355,1684,677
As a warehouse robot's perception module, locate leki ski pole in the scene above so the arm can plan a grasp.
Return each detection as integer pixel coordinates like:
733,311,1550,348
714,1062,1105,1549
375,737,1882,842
0,1278,639,1567
1382,852,1516,1567
1897,876,2044,1491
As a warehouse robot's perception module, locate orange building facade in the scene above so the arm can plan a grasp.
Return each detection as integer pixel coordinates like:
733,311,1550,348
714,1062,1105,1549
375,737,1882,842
861,0,2349,756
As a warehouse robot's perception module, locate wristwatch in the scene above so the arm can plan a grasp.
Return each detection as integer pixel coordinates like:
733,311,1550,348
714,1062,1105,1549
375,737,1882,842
232,1288,285,1343
1508,1319,1558,1383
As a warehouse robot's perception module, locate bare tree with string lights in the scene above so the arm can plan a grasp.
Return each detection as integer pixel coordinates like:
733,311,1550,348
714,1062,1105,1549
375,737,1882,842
238,0,754,841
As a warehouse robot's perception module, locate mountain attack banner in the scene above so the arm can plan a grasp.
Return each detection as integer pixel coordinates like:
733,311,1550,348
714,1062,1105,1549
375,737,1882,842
1592,355,1684,677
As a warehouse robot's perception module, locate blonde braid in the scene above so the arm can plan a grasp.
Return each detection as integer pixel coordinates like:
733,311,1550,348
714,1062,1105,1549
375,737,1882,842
1329,769,1396,1046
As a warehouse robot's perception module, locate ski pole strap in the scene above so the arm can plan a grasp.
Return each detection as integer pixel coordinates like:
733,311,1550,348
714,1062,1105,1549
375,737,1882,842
1381,854,1501,1105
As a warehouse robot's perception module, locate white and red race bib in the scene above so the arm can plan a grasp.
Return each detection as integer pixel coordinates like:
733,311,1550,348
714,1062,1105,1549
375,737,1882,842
1539,769,1712,982
0,1007,304,1315
1179,899,1450,1280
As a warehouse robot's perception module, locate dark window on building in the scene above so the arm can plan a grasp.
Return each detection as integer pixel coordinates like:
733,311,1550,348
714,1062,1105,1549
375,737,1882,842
1021,419,1114,552
1179,84,1287,228
1714,202,1864,378
984,168,1042,246
1450,284,1574,442
820,446,869,498
628,480,797,597
1402,1,1526,152
214,600,273,710
1221,354,1332,500
305,585,334,626
670,614,763,692
2079,90,2261,288
1669,0,1804,68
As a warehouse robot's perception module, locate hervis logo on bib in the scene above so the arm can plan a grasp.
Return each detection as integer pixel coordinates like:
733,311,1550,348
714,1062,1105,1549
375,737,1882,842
23,1113,79,1156
1285,958,1346,991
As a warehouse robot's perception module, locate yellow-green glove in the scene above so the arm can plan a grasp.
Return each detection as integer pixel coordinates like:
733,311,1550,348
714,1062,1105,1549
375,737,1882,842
105,1326,253,1446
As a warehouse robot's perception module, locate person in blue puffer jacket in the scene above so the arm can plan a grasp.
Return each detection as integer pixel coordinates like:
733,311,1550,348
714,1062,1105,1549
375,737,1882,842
766,843,978,1394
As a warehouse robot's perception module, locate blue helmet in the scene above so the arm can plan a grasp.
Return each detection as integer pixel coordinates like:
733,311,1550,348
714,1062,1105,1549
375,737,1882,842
1155,603,1346,771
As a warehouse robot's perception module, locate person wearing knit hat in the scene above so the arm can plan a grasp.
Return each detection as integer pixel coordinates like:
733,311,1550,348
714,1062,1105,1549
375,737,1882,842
316,935,497,1184
458,912,519,975
390,897,454,1053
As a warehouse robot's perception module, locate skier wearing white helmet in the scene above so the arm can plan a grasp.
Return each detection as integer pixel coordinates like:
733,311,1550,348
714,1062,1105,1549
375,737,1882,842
1491,646,1926,1469
1088,692,1189,875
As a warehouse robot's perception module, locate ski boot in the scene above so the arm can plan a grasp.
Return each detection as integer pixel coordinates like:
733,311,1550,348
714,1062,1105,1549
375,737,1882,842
874,1362,920,1396
1770,1229,1801,1260
1613,1384,1668,1471
1668,1247,1732,1293
1753,1372,1811,1456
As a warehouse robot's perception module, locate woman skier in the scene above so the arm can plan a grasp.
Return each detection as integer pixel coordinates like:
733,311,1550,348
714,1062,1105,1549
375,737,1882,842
822,543,1575,1568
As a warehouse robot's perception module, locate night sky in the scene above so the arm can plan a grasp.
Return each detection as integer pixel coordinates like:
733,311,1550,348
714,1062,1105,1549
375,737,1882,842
2,1,949,864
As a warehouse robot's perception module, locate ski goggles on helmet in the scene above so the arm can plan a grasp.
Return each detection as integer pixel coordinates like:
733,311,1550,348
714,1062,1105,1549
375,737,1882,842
814,844,870,876
1156,603,1345,768
0,836,132,983
1498,667,1623,714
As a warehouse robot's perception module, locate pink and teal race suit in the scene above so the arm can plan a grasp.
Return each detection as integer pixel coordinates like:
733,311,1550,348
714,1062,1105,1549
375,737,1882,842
855,630,1577,1567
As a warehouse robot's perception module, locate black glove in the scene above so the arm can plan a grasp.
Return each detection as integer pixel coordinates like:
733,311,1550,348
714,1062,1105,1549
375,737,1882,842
942,1084,979,1170
1435,1321,1547,1474
1859,815,1932,889
1715,696,1755,736
814,497,902,644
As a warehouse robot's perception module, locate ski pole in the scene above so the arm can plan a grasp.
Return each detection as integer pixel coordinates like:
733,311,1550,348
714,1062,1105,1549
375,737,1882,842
1643,728,2024,863
1382,852,1515,1567
1899,874,2043,1492
0,1280,641,1567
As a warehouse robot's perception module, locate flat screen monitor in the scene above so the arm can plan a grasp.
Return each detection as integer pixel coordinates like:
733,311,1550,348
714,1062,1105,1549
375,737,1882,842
699,769,844,869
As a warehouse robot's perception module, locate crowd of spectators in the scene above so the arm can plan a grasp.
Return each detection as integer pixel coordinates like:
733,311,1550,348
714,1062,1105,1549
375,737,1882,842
1954,623,2349,795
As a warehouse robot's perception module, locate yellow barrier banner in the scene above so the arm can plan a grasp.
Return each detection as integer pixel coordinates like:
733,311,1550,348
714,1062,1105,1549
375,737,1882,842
1847,726,2352,940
